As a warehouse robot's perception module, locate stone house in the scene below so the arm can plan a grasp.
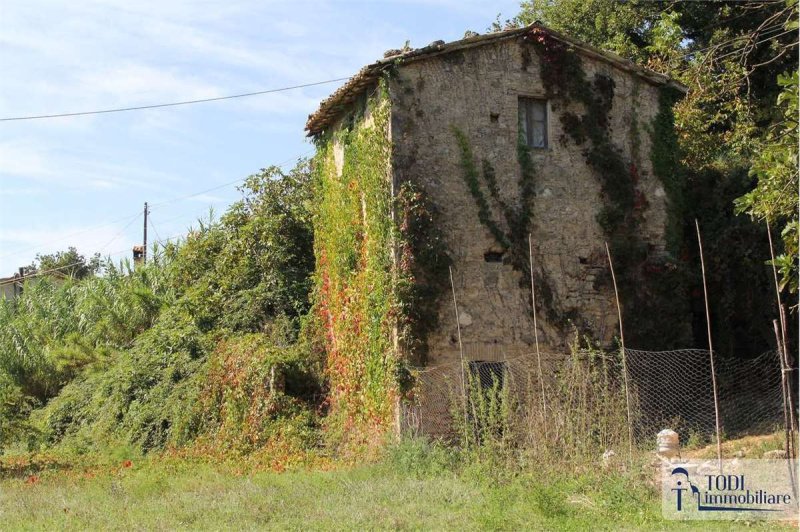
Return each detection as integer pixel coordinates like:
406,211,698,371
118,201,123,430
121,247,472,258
0,269,67,300
306,23,686,436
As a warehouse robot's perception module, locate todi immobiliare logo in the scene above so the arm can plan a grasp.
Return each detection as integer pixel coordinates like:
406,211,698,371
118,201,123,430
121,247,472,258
662,459,799,520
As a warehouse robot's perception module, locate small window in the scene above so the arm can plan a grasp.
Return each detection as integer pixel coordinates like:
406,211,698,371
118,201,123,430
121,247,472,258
518,97,548,148
483,251,504,263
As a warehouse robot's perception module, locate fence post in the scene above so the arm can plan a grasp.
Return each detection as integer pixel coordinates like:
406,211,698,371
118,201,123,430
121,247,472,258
528,234,547,434
605,242,633,465
695,220,723,470
449,266,469,444
766,221,797,453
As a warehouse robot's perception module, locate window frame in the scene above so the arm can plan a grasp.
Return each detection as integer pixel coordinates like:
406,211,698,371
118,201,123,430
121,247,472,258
518,97,549,150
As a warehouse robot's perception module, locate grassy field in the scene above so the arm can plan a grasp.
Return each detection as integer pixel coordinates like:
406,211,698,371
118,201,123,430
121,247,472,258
0,444,792,531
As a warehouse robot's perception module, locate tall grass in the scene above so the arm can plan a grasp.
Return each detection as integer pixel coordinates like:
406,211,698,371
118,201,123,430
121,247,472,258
448,338,631,469
0,256,174,403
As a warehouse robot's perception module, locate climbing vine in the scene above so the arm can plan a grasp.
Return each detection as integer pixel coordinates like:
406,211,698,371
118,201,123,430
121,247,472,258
394,182,451,367
312,83,397,448
452,127,539,260
651,85,686,256
312,79,451,449
453,128,510,248
452,125,562,327
527,27,690,348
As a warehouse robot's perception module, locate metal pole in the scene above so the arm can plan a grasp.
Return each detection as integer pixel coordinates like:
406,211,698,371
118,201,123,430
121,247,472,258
605,242,633,464
143,202,149,264
528,234,547,427
695,219,723,469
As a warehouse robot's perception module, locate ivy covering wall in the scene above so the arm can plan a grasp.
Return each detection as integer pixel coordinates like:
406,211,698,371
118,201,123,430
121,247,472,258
311,82,450,448
312,88,397,447
527,27,692,348
452,126,562,329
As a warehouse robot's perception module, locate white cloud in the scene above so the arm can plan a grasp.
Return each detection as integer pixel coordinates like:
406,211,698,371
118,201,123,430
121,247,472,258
187,193,226,203
78,64,223,104
0,186,46,197
0,138,186,191
0,0,521,277
0,140,57,180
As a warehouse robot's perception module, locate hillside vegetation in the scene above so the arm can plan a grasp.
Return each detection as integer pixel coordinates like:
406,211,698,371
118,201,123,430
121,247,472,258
0,163,320,458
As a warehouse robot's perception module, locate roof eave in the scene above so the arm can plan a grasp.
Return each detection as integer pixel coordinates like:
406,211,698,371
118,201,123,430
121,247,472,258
305,23,687,136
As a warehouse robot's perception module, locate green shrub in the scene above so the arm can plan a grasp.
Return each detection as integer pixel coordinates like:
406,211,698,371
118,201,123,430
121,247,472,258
0,259,173,405
193,333,319,453
0,160,319,456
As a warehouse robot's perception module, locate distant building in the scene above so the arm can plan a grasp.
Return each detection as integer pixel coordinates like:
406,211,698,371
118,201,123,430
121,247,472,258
0,268,69,301
132,245,145,265
0,270,24,301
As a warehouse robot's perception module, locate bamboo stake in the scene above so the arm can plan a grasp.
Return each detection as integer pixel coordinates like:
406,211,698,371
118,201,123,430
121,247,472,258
775,321,794,458
766,221,788,351
779,307,798,501
695,220,723,469
766,221,797,459
774,319,798,499
779,304,797,444
528,234,548,429
449,266,469,441
605,242,633,465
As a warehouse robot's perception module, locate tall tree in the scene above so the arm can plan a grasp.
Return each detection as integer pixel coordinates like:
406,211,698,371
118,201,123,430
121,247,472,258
29,247,101,280
735,71,799,295
519,0,798,170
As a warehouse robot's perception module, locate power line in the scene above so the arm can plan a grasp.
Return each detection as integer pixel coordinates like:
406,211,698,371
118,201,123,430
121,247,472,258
0,214,142,285
97,211,142,254
0,211,144,261
0,150,313,265
0,247,132,286
148,149,312,208
148,214,163,244
0,230,188,286
0,78,349,122
147,177,247,209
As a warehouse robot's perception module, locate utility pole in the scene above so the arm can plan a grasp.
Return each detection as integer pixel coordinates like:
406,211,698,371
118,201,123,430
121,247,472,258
143,202,148,264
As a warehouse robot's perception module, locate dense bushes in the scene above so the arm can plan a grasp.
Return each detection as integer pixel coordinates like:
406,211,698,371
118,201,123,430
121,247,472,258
171,163,315,332
193,332,319,453
0,260,173,406
0,161,319,456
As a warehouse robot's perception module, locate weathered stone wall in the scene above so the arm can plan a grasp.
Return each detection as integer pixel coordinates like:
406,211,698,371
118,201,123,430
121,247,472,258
389,37,668,368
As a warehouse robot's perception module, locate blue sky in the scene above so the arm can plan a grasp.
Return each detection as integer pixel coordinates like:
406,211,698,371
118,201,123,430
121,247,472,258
0,0,520,275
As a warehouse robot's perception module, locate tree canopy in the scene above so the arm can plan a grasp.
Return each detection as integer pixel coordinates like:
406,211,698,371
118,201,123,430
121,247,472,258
519,0,798,297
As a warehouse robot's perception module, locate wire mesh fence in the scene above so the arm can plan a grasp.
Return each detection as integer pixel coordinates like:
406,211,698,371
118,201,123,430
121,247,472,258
401,348,789,452
626,349,785,445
